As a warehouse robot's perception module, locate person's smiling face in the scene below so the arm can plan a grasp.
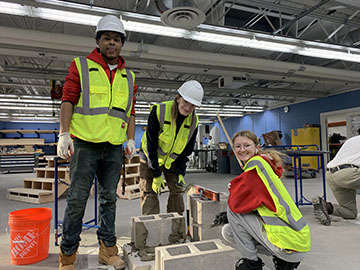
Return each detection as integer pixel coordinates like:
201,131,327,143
97,32,122,65
178,97,196,116
233,135,259,163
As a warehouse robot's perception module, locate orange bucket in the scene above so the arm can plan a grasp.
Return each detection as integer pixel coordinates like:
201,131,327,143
8,208,52,265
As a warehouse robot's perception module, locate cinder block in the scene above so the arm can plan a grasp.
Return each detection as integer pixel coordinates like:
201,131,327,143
187,193,228,225
190,217,224,241
123,243,154,270
131,212,186,249
155,239,235,270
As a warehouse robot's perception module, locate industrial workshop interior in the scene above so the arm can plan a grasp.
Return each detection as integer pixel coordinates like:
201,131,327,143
1,0,360,269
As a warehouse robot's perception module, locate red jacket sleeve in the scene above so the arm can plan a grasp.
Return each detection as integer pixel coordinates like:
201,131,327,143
62,61,81,105
228,168,276,213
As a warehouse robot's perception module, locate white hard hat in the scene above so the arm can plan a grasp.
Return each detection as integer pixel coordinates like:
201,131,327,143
96,15,126,37
177,80,204,106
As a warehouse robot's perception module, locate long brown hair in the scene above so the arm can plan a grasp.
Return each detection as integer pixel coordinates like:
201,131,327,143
171,94,195,124
232,130,286,167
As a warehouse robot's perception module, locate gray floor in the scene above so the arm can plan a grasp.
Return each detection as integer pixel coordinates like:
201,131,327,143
0,170,359,270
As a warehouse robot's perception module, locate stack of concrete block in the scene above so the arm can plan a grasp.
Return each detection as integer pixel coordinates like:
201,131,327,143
187,192,229,241
155,239,235,270
131,212,186,249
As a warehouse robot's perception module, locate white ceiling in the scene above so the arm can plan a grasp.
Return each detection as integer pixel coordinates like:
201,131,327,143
1,0,360,123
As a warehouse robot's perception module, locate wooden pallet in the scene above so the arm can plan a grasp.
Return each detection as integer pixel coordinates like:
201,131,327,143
7,157,70,204
35,167,70,181
7,188,54,204
118,184,141,200
117,155,141,199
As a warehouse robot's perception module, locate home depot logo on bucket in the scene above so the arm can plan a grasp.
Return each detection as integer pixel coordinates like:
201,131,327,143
11,228,38,259
8,208,51,265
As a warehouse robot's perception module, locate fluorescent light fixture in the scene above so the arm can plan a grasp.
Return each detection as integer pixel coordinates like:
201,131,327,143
1,1,359,63
197,113,244,117
0,94,55,100
0,115,59,121
0,106,55,111
0,98,61,104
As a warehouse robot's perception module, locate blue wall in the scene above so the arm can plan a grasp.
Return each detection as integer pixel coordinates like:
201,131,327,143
219,89,360,146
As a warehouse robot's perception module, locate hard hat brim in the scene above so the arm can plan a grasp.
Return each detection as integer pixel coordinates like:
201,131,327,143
181,95,201,107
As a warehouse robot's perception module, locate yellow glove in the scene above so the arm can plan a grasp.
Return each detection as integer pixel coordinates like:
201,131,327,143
176,174,186,188
152,176,165,194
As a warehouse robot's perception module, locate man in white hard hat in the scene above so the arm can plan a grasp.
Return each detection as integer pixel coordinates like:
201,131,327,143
57,15,137,270
139,80,204,215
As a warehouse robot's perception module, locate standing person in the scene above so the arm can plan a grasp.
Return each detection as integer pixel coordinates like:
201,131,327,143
313,133,360,226
218,130,310,270
57,15,137,270
139,80,203,215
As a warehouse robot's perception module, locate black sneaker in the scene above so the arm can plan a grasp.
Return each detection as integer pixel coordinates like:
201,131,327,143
235,258,264,270
312,196,331,226
273,256,300,270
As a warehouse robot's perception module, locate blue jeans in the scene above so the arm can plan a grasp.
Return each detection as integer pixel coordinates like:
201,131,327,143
60,138,123,255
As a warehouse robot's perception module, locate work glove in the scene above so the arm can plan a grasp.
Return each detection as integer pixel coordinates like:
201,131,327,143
211,211,228,227
152,176,165,194
125,139,136,160
176,174,186,188
57,132,74,160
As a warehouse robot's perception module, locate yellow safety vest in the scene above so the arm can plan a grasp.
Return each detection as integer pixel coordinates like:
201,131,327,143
70,57,134,145
244,156,311,252
141,101,198,169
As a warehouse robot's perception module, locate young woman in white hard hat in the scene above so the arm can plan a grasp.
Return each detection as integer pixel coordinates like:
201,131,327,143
58,15,137,270
139,80,203,215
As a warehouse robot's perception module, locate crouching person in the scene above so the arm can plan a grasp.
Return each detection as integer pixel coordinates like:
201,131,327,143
220,130,310,270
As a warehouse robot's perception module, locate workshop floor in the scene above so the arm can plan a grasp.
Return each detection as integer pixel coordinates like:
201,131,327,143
0,170,359,270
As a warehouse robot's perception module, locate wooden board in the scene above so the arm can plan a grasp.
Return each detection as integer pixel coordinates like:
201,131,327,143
0,138,45,146
7,188,53,204
0,129,59,134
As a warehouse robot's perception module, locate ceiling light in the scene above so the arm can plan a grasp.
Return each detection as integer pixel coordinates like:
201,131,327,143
0,106,55,111
0,98,60,104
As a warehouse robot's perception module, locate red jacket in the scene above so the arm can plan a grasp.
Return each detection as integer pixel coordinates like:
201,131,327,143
62,48,137,115
228,155,283,214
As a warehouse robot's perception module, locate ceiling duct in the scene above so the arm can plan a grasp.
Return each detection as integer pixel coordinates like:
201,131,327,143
161,0,206,29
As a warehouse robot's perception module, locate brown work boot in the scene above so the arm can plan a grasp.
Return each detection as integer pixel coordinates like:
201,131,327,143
98,239,125,269
59,248,77,270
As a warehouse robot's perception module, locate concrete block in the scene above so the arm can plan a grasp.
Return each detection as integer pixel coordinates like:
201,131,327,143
131,212,186,249
155,239,235,270
187,193,228,225
123,243,155,270
190,217,224,241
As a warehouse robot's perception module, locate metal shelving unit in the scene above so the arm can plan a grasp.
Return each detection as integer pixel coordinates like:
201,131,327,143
0,153,39,172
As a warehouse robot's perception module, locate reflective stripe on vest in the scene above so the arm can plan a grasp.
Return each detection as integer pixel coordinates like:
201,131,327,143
246,159,307,231
74,57,134,123
156,103,197,158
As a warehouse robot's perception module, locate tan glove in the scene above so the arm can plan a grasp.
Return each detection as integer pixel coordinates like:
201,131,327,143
152,176,165,194
57,132,74,160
